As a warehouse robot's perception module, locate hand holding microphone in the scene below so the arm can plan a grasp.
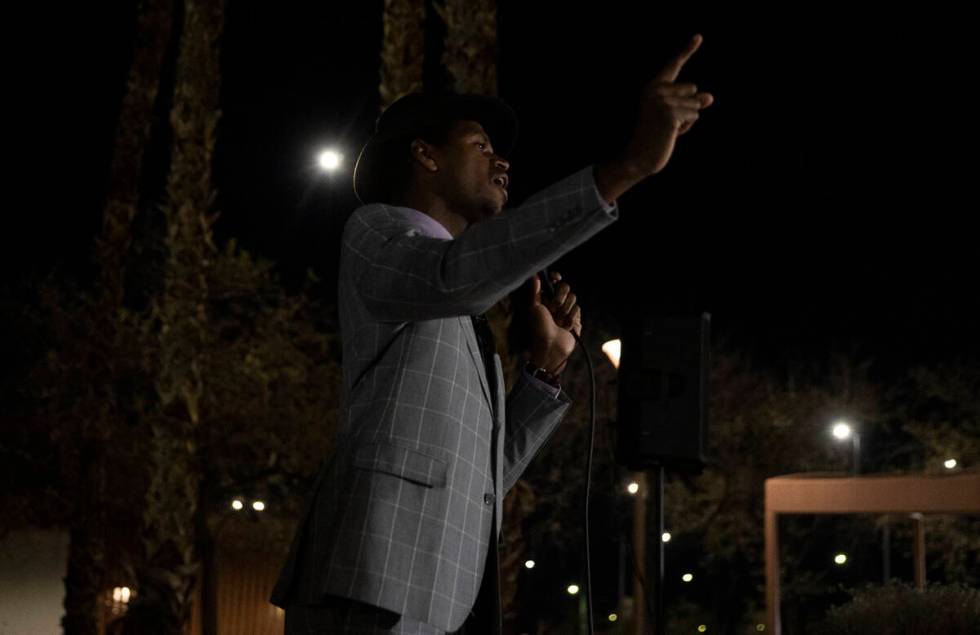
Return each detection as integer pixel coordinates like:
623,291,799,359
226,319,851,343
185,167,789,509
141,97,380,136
527,269,582,375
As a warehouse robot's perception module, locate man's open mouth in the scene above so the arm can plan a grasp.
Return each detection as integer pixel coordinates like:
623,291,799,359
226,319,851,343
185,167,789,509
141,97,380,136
491,175,508,201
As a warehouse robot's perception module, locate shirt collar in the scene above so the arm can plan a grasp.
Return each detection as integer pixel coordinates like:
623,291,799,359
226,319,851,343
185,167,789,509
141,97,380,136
391,206,454,240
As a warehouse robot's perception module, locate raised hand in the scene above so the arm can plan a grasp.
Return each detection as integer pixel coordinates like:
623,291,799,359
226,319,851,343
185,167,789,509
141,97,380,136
624,34,714,176
593,35,714,203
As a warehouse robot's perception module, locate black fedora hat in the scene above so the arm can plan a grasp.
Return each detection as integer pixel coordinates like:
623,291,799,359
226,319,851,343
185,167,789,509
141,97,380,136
353,93,518,205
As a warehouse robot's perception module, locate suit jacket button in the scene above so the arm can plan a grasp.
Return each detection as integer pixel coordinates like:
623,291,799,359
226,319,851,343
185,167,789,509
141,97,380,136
484,493,495,505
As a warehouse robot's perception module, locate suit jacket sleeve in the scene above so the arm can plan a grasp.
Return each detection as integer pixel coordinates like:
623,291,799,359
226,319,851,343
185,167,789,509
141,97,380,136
501,369,573,493
342,166,619,322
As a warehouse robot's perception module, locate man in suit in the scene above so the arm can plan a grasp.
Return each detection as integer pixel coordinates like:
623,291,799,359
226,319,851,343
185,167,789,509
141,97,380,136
271,35,712,634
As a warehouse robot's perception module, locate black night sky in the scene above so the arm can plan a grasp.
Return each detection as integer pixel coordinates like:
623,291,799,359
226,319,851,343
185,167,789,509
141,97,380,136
8,2,979,375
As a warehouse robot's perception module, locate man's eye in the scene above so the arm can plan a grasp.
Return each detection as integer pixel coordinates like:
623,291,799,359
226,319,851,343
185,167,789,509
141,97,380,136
476,142,487,150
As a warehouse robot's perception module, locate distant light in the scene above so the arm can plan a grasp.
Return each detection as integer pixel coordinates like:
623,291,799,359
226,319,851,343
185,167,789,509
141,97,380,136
252,500,266,511
567,584,580,595
231,499,244,511
317,149,343,172
682,573,694,583
698,626,707,633
524,560,535,569
834,553,847,565
112,587,131,603
627,482,639,495
944,458,957,469
832,422,852,440
662,532,672,543
756,625,766,632
608,613,618,622
602,339,621,369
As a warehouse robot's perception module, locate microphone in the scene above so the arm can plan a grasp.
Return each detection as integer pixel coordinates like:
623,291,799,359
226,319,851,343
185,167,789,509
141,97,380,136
539,267,556,300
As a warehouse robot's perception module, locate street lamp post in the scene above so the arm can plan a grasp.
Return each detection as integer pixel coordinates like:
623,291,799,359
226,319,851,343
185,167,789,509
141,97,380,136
603,339,648,635
850,432,860,475
831,421,860,475
604,338,667,635
831,419,892,583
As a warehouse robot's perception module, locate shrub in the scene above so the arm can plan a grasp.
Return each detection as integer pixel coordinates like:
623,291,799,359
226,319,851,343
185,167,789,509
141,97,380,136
811,582,980,635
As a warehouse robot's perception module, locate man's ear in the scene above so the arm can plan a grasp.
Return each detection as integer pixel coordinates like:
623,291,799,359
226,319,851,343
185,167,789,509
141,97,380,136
410,139,439,172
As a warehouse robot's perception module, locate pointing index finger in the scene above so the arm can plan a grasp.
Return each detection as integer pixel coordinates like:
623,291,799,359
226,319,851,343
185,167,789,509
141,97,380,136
654,34,703,84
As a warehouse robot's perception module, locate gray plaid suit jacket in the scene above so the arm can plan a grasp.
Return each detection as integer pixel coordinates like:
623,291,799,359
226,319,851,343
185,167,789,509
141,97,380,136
270,166,619,631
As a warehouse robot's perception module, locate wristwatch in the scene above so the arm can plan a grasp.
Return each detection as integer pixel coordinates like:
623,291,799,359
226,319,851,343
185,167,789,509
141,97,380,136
525,361,561,388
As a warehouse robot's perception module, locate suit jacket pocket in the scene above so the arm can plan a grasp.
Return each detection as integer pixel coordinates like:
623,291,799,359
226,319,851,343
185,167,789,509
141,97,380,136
351,441,449,488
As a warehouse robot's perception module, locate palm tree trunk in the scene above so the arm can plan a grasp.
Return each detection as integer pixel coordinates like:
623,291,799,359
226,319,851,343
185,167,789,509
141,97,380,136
122,0,225,631
380,0,426,110
62,3,175,634
62,442,108,635
436,0,499,96
98,0,176,308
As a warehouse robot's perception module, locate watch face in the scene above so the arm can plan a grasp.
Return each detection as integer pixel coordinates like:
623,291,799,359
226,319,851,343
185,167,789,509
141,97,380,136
527,363,559,387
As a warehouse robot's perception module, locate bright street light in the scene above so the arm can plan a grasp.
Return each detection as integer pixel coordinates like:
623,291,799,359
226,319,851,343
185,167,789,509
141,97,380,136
317,149,343,172
662,532,672,543
567,584,580,595
231,499,244,511
944,458,957,469
524,560,535,569
627,481,639,495
601,339,621,369
682,573,693,583
831,422,852,440
834,553,847,565
252,500,266,511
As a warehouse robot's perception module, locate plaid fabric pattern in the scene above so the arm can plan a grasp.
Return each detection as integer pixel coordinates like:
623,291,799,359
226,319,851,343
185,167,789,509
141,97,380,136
271,166,618,632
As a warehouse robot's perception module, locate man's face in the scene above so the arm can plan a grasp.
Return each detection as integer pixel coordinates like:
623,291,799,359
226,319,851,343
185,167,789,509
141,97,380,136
429,120,510,223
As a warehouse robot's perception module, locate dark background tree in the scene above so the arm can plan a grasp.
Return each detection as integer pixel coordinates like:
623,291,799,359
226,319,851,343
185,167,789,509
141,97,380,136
5,1,342,633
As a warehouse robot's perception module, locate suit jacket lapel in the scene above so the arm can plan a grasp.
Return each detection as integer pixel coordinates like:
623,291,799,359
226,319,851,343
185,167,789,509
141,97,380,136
459,316,493,413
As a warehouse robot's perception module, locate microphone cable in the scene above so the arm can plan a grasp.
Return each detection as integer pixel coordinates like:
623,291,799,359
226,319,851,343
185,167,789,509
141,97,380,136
571,327,597,635
542,268,596,635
